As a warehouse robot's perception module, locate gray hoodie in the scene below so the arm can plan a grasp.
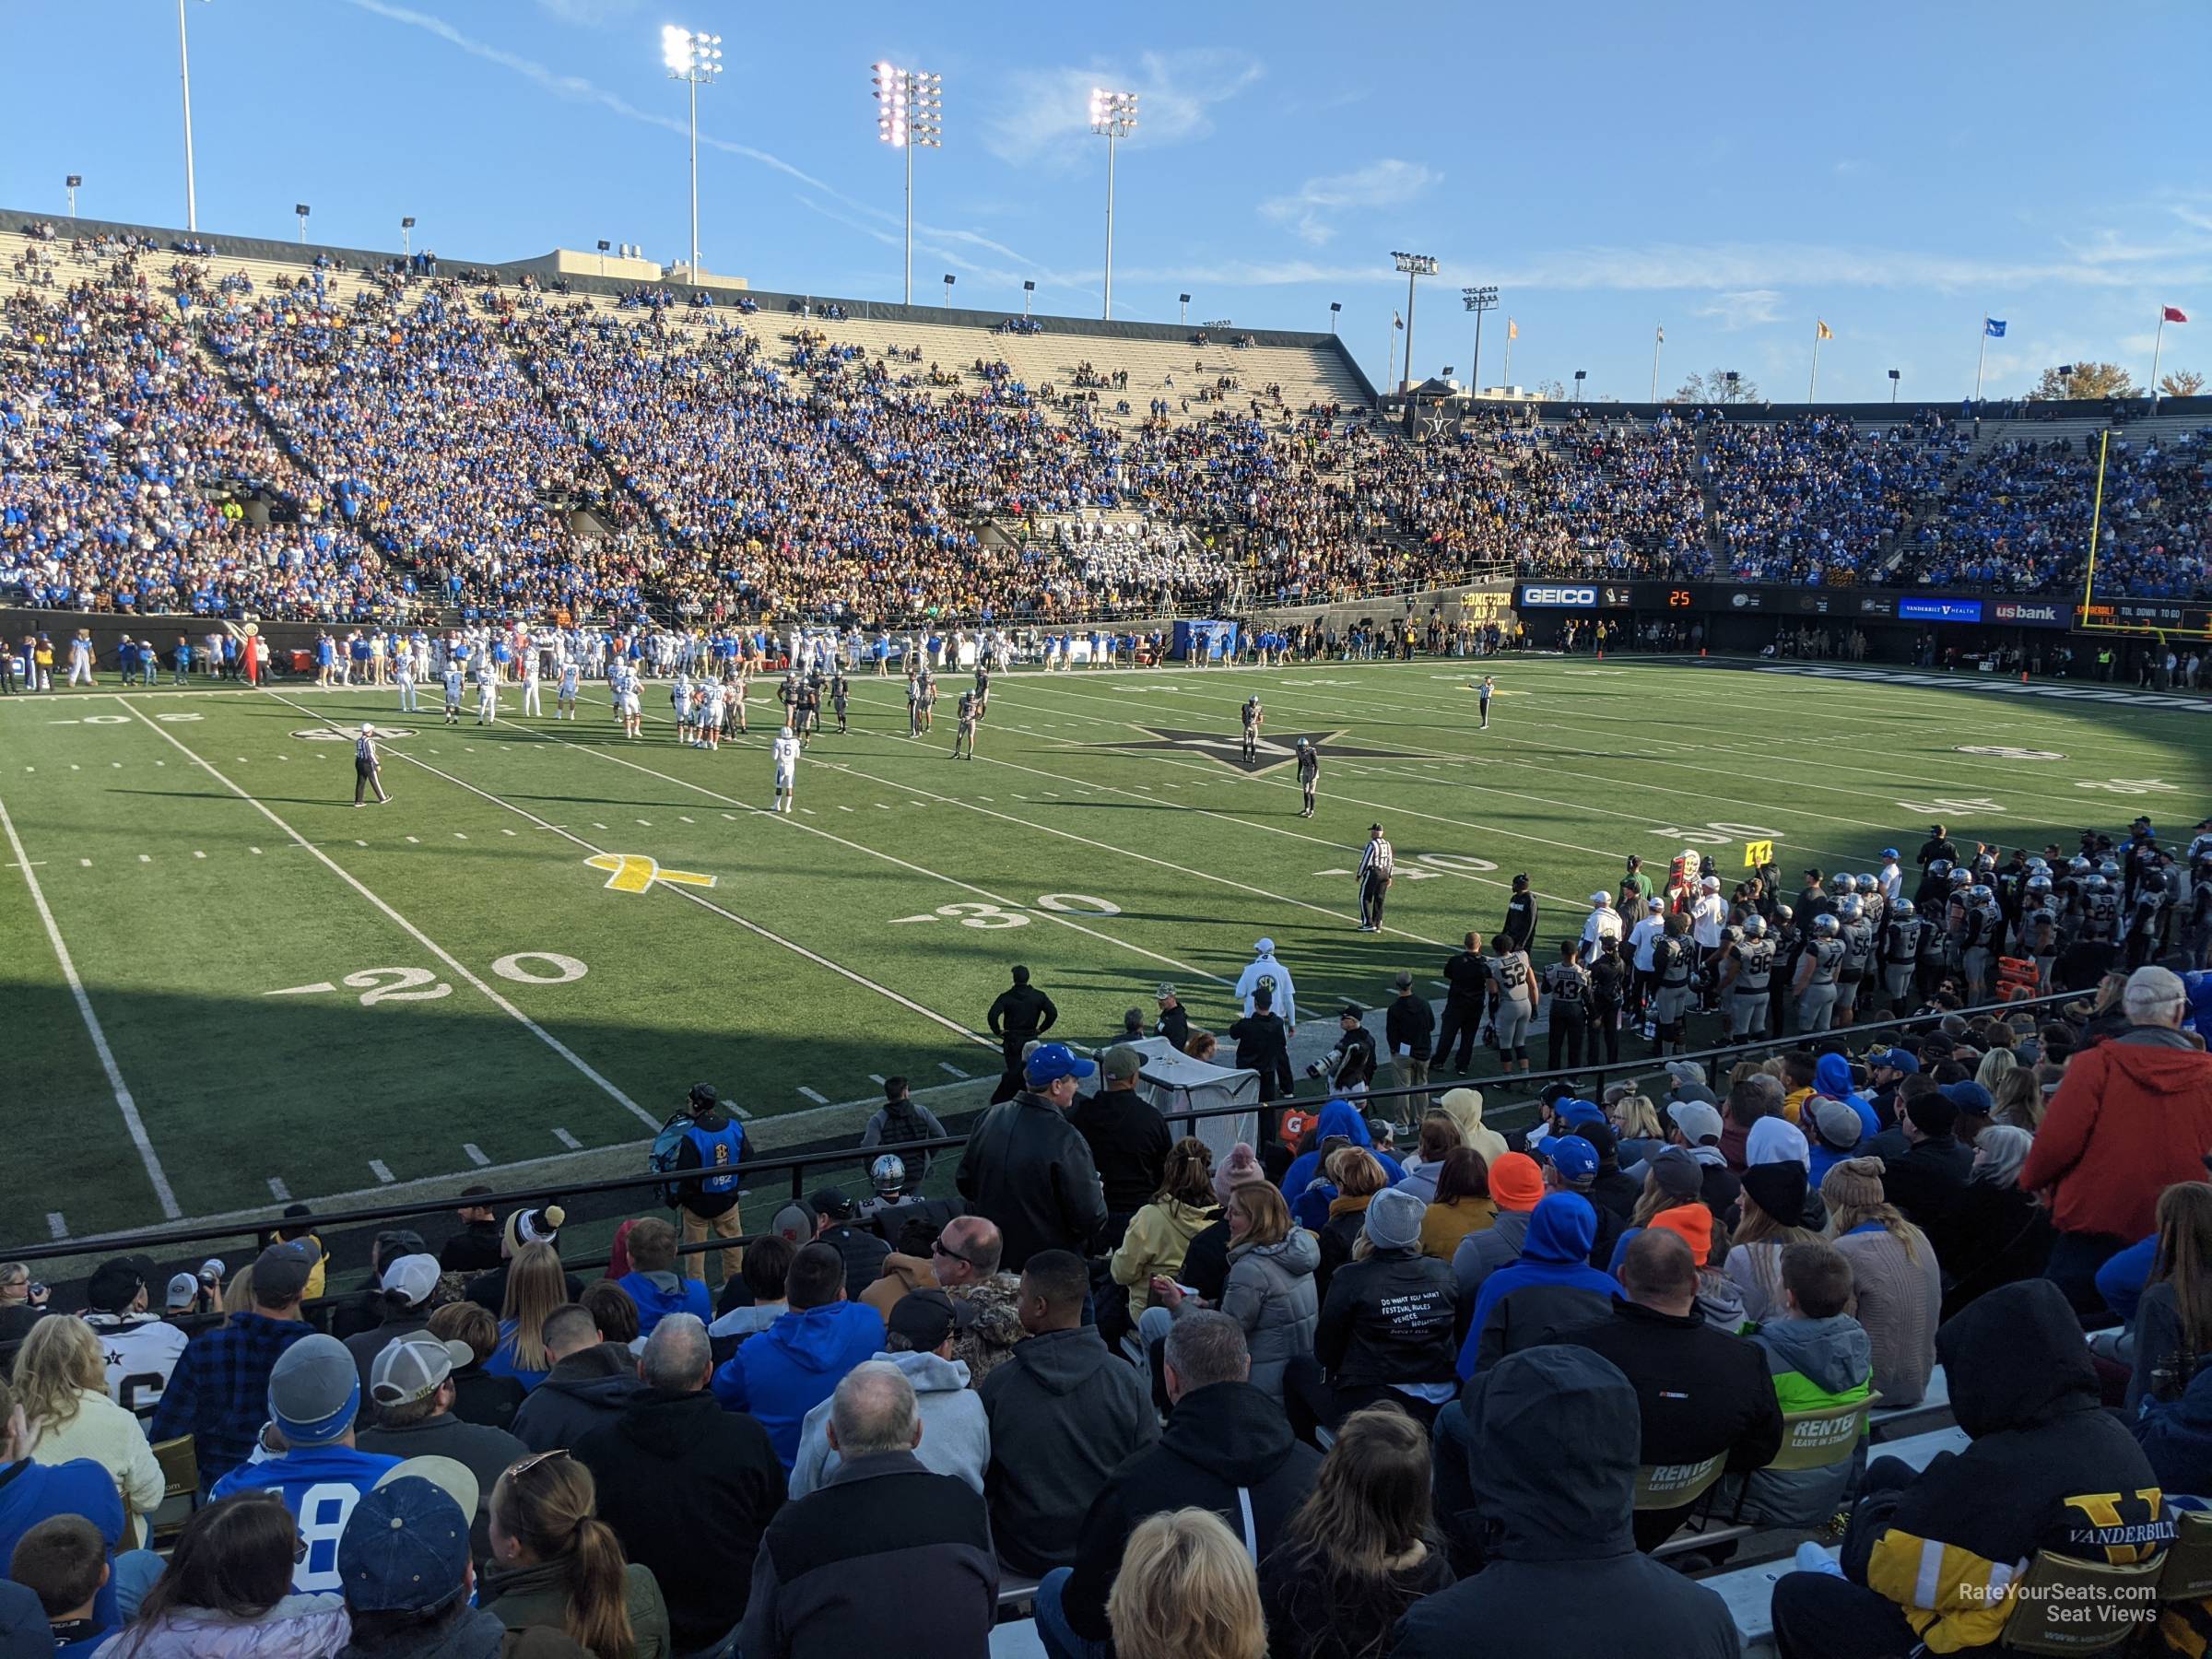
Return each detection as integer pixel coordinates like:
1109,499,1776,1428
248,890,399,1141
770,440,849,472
788,1348,991,1498
1452,1208,1535,1303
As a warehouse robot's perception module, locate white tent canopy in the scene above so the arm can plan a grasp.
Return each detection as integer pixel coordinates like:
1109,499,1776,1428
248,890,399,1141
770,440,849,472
1122,1038,1263,1164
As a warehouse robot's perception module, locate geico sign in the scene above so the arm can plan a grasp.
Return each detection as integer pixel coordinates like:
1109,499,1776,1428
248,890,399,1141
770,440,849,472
1519,586,1597,607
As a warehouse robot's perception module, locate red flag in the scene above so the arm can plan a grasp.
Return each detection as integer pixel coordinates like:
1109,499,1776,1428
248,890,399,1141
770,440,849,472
2163,306,2190,324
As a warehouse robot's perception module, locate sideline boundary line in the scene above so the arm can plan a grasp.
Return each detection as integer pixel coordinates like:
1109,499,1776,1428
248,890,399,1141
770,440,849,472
0,792,182,1219
117,698,660,1130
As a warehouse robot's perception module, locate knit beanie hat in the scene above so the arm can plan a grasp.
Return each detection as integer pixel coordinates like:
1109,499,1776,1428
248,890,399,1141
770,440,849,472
1212,1143,1265,1206
1820,1156,1888,1212
1741,1159,1808,1225
1363,1185,1426,1252
503,1204,566,1255
1488,1152,1545,1213
1648,1204,1714,1266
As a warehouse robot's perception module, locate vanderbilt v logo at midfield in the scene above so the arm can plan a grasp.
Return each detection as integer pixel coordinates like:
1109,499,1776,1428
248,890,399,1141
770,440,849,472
1087,727,1414,774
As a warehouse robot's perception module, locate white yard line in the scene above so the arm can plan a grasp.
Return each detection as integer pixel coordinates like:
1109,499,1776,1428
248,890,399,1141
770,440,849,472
0,792,181,1218
119,697,659,1130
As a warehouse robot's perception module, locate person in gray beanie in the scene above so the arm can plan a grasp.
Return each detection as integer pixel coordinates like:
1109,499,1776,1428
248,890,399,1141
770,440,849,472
1292,1184,1462,1444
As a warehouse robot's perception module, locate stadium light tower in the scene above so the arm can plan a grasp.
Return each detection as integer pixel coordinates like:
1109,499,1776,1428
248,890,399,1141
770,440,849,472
177,0,210,232
400,215,416,257
943,272,955,308
662,25,724,278
1461,284,1498,390
65,175,81,218
1888,367,1901,404
294,203,310,244
1089,88,1138,320
1022,278,1036,317
873,63,942,306
1328,300,1341,335
1391,252,1438,393
1179,292,1191,326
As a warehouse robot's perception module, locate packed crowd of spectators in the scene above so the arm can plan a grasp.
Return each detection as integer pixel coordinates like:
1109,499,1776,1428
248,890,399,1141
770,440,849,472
1708,411,1966,584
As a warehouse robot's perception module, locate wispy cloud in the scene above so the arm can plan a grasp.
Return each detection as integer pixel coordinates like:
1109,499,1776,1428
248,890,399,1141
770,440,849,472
532,0,643,24
1696,289,1785,330
1832,159,1864,178
982,49,1263,168
1260,159,1438,246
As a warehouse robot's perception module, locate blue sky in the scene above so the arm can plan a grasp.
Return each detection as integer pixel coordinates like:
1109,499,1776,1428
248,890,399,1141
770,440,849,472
4,0,2207,403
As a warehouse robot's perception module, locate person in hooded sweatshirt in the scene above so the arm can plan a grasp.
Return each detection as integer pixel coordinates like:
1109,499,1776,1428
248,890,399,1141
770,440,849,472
981,1252,1158,1579
1041,1311,1321,1656
1769,1278,2173,1659
1724,1241,1873,1529
789,1289,990,1499
1459,1193,1619,1378
612,1218,712,1340
1394,1345,1740,1658
1436,1088,1510,1168
1448,1154,1551,1312
711,1243,887,1470
1302,1186,1461,1438
509,1303,647,1453
1282,1101,1407,1231
1814,1051,1882,1144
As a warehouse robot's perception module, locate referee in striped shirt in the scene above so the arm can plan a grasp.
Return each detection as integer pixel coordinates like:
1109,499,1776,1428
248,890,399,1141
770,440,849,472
353,724,390,806
1358,822,1394,932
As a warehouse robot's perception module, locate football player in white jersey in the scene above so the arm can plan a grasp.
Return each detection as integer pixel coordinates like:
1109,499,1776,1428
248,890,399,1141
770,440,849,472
771,725,802,812
615,666,642,738
394,645,418,712
519,642,543,717
557,657,581,720
671,673,694,745
441,660,465,724
695,677,724,750
475,654,500,724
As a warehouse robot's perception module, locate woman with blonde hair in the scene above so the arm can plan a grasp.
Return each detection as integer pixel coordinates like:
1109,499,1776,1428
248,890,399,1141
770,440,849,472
220,1265,256,1316
1201,1182,1319,1404
1109,1509,1267,1659
1990,1065,2044,1133
483,1450,672,1658
1112,1138,1221,1320
486,1243,567,1391
11,1315,164,1545
1974,1047,2018,1097
1607,1093,1666,1171
1259,1407,1453,1659
1315,1148,1388,1306
1822,1158,1940,1407
1723,1162,1820,1325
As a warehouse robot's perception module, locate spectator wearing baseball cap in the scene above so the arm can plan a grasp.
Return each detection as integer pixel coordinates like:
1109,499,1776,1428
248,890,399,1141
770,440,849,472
956,1042,1108,1273
1662,1060,1718,1107
79,1257,188,1423
1538,1135,1625,1270
790,1288,989,1499
163,1272,204,1316
209,1334,400,1590
150,1241,322,1487
1070,1046,1174,1252
343,1253,446,1397
440,1184,505,1277
803,1192,892,1304
1805,1096,1869,1186
1451,1151,1546,1305
1865,1046,1920,1127
357,1334,528,1552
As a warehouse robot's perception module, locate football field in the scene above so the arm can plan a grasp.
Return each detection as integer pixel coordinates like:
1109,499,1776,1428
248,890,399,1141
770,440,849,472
5,653,2208,1241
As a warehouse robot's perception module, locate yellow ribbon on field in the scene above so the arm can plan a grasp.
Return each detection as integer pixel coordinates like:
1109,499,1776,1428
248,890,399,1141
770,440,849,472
585,852,716,893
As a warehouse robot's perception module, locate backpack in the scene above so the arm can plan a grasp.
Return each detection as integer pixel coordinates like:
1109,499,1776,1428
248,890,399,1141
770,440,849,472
649,1112,691,1207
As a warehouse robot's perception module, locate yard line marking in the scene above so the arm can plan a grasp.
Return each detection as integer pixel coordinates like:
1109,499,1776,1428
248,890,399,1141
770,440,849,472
501,828,517,836
453,831,467,840
193,850,206,859
463,1143,491,1167
796,1086,830,1103
837,805,854,812
552,1127,582,1150
2,791,182,1218
267,1177,290,1202
635,818,652,826
137,853,150,864
940,1062,971,1078
800,806,816,815
679,816,695,823
47,1214,66,1241
126,698,658,1132
869,1074,887,1085
249,846,262,854
592,821,608,830
370,1160,395,1184
406,835,419,843
355,839,368,847
78,858,90,867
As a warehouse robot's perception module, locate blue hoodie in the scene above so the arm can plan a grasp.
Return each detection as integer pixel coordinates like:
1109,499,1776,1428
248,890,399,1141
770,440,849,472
710,1300,886,1468
0,1459,124,1630
1814,1053,1881,1144
1282,1100,1407,1230
616,1270,712,1338
1460,1194,1618,1377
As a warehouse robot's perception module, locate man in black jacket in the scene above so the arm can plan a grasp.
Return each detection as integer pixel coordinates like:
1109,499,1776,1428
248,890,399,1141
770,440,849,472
1874,1088,1972,1248
575,1313,786,1657
738,1362,995,1659
1395,1345,1740,1657
1153,982,1190,1053
1501,874,1538,954
1310,1186,1458,1436
806,1190,892,1302
1306,1004,1378,1093
1384,971,1436,1094
1068,1047,1173,1249
1434,934,1492,1077
987,965,1059,1104
1228,986,1294,1102
510,1303,645,1452
437,1187,502,1275
956,1045,1108,1272
1555,1231,1783,1551
1041,1311,1320,1653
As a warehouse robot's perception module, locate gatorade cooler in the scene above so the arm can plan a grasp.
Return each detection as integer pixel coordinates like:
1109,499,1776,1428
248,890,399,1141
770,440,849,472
1994,958,2040,1001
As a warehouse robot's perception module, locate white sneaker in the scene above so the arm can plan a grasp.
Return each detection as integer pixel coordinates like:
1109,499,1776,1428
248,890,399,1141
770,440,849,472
1792,1542,1845,1579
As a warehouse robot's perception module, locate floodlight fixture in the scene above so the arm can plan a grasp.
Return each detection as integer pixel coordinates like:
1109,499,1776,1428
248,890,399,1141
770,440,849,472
663,27,724,277
874,62,944,304
1089,88,1138,318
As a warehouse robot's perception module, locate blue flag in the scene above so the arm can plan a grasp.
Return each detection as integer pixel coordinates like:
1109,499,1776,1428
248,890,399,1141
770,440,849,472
1984,318,2007,338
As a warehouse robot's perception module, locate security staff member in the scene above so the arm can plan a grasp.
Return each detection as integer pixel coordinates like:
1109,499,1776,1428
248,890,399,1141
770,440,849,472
668,1083,747,1286
1358,824,1394,931
986,964,1058,1104
1229,985,1294,1104
1501,874,1538,954
1434,933,1492,1076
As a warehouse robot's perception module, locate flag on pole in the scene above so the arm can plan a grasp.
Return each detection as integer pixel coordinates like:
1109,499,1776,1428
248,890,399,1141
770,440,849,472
1816,320,1834,340
1507,319,1518,340
2164,306,2190,324
1984,318,2006,337
1655,325,1665,344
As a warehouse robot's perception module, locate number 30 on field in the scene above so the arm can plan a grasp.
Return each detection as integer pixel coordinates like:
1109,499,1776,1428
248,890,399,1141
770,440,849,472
888,894,1122,929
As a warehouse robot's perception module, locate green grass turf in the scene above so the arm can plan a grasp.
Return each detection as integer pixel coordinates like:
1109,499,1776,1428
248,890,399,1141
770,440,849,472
3,654,2207,1240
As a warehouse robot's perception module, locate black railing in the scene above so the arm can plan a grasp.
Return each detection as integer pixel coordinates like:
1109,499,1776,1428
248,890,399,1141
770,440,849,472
0,988,2089,1272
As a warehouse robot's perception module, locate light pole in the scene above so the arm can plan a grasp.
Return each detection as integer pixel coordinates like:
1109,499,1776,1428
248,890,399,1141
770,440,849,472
1460,284,1497,392
596,238,611,277
1328,300,1341,335
1022,279,1036,317
65,175,81,218
1573,369,1587,403
873,62,942,307
1089,88,1137,320
294,203,310,244
662,26,724,278
177,0,207,231
942,272,955,309
1179,292,1191,327
1888,368,1901,404
400,216,415,257
1391,252,1437,394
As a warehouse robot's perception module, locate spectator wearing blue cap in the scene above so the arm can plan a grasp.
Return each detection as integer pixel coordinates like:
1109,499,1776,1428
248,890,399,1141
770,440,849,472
956,1042,1108,1273
209,1334,400,1594
1540,1135,1626,1271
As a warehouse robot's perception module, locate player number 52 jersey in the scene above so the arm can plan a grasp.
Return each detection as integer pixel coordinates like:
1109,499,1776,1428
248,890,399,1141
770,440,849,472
772,735,802,770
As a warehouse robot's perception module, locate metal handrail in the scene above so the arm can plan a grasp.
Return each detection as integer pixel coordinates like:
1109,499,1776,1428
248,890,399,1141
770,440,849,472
0,987,2089,1268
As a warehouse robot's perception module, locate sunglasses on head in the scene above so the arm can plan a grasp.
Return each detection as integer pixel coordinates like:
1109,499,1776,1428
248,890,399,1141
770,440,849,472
505,1448,571,1482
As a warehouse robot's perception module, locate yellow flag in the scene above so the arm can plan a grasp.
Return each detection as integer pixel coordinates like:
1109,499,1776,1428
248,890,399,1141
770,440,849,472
1507,319,1518,340
1816,320,1834,340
